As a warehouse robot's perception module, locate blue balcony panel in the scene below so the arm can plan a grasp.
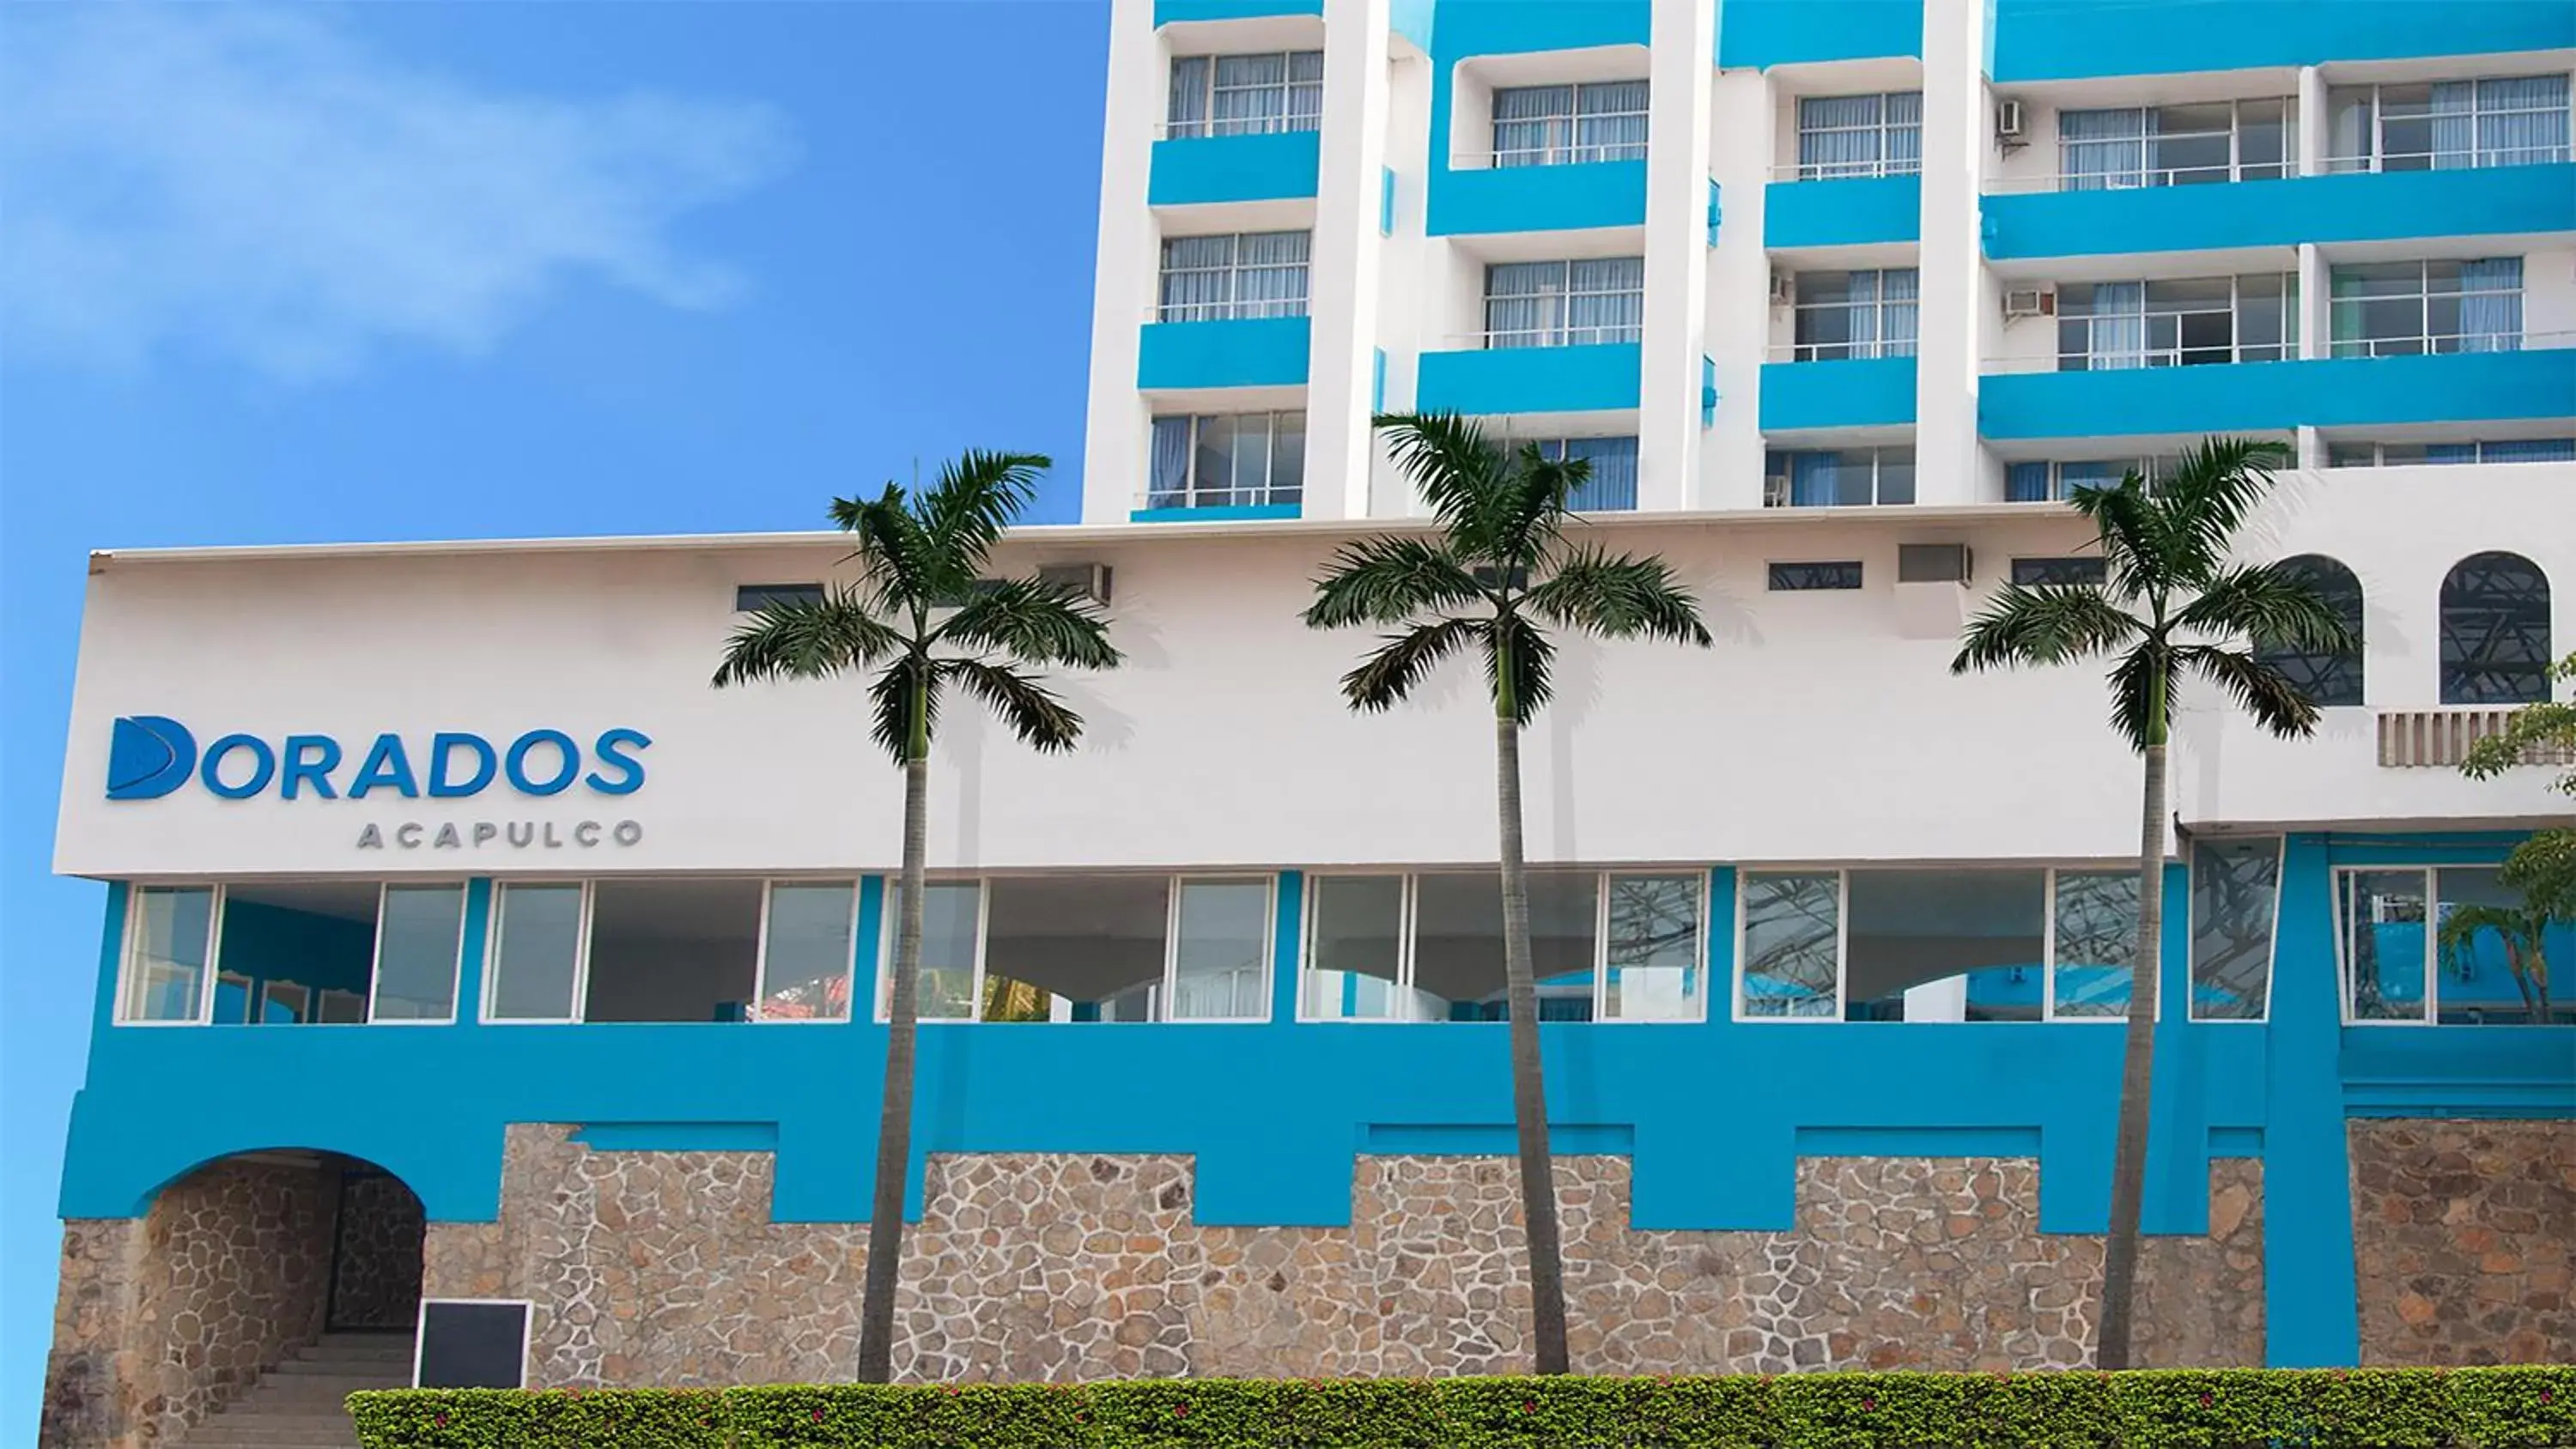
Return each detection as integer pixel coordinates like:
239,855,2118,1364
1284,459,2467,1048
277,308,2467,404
1991,0,2572,83
1765,175,1923,249
1417,343,1642,415
1149,133,1322,207
1979,350,2576,440
1718,0,1925,65
1759,356,1918,431
1428,160,1648,237
1984,165,2576,260
1137,318,1312,391
1154,0,1318,22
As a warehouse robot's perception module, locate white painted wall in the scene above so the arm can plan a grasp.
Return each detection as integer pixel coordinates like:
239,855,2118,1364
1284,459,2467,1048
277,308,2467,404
1913,0,1985,506
56,470,2572,884
1704,67,1776,507
1304,0,1395,522
1081,0,1165,524
2521,245,2576,339
1637,0,1717,512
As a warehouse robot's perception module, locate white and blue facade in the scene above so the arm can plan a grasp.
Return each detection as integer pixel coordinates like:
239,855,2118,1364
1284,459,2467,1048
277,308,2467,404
44,0,2576,1395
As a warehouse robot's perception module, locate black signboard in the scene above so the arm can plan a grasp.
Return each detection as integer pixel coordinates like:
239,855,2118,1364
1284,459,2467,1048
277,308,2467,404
414,1299,530,1389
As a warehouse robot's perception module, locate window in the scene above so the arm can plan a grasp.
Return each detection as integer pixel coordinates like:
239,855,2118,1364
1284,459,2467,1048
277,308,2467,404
210,882,380,1026
2340,866,2572,1025
2010,556,2108,587
2057,99,2294,187
2327,438,2576,467
756,882,857,1021
2005,457,2178,501
1157,232,1310,322
120,885,218,1023
1485,258,1644,348
1491,80,1649,167
2057,275,2294,369
2255,555,2363,707
488,882,586,1022
2190,837,2281,1020
1146,412,1305,510
1167,52,1323,138
1795,92,1922,179
735,583,823,612
882,875,1271,1024
1764,447,1915,507
1741,866,2138,1022
2328,76,2571,172
370,885,467,1022
2330,259,2521,357
585,878,762,1023
1534,437,1638,512
1301,870,1702,1023
1168,878,1273,1020
1768,561,1865,591
885,881,987,1020
1789,270,1918,360
2439,551,2553,704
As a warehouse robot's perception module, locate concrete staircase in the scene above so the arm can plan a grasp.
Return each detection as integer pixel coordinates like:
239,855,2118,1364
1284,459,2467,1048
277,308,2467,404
179,1333,412,1448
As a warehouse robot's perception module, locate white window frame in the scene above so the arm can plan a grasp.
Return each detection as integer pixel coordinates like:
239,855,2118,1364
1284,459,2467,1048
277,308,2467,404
751,878,862,1025
2054,97,2296,189
1145,410,1307,510
2327,76,2573,173
1733,865,2149,1023
1793,91,1924,180
1763,446,1917,508
481,879,594,1026
1159,875,1277,1023
1298,870,1709,1025
1481,258,1647,349
115,882,227,1027
1788,269,1919,361
365,881,471,1027
2185,835,2283,1025
1487,79,1652,167
1156,232,1312,323
1165,50,1326,140
2326,438,2576,467
2327,258,2521,357
875,875,1276,1025
873,877,990,1025
2329,864,2544,1028
2055,274,2297,370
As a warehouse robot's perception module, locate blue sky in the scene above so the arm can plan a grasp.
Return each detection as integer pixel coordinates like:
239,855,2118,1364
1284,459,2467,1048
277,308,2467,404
0,1,1105,1421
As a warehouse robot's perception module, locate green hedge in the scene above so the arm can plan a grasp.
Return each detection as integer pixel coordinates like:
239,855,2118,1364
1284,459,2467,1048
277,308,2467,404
348,1366,2576,1449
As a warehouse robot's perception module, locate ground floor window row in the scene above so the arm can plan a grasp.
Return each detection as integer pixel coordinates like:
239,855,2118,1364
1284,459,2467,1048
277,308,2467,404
108,845,2568,1029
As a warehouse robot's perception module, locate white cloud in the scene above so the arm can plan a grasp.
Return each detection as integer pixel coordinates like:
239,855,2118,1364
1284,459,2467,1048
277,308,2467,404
0,5,792,379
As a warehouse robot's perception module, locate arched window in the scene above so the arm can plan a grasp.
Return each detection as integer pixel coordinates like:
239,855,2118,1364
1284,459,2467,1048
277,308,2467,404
2257,555,2364,706
2439,551,2553,704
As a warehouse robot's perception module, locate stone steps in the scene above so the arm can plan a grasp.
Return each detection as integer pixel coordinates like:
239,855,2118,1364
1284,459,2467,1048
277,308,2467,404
178,1333,412,1449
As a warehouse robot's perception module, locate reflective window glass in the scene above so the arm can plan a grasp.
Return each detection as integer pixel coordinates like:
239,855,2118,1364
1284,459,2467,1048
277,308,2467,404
2190,839,2281,1020
489,883,584,1022
372,884,465,1021
1604,874,1700,1021
758,882,855,1022
1741,872,1839,1018
2342,870,2430,1022
1306,876,1406,1020
123,885,217,1022
1171,879,1271,1020
2051,872,2139,1019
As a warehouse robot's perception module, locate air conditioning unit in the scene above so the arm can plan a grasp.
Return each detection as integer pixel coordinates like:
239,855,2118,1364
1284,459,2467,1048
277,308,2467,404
2002,285,2057,320
1995,99,2026,142
1898,543,1975,585
1036,561,1114,604
1767,270,1795,307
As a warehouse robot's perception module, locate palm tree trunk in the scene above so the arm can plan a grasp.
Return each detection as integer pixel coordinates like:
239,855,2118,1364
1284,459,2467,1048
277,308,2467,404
855,729,930,1383
1495,710,1571,1374
2095,737,2166,1370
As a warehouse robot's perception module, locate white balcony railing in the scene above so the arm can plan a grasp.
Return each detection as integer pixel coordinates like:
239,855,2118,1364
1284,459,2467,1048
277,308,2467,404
1983,162,2293,193
2329,329,2576,359
2378,708,2575,769
1765,339,1920,363
1767,158,1924,183
2324,144,2572,173
1452,323,1645,350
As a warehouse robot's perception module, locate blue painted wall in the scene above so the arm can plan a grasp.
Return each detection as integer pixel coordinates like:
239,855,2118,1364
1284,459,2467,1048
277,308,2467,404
1980,350,2576,440
1429,161,1648,237
1759,356,1917,430
1990,0,2573,82
1983,166,2576,260
1719,0,1924,66
1149,133,1322,207
1766,176,1922,249
1137,317,1312,391
1417,342,1643,414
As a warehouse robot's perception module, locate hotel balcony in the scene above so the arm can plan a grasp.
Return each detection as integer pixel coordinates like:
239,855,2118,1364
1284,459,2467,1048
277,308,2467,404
1414,338,1643,415
1149,129,1323,208
1765,169,1923,250
1758,349,1918,432
1136,314,1312,391
1983,162,2576,262
1428,158,1649,237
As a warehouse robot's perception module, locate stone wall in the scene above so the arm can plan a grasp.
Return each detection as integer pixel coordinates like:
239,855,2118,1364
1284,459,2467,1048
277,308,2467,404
39,1158,338,1449
329,1171,427,1331
428,1126,2263,1386
2349,1119,2574,1366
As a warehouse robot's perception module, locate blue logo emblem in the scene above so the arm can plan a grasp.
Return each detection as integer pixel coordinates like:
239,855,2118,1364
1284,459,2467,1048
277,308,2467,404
106,716,198,800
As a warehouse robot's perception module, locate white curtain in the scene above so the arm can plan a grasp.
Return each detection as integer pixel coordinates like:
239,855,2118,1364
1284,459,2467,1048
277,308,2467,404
1567,257,1645,343
1877,269,1920,356
1285,51,1324,131
2061,107,2146,189
2478,75,2569,166
1213,53,1286,136
1147,417,1194,506
1492,85,1572,166
1485,260,1563,346
1166,57,1210,138
2086,282,2149,368
1577,80,1650,162
1234,231,1310,318
1885,91,1923,173
2428,81,2475,168
1559,437,1639,511
1158,235,1233,320
2458,258,2523,352
1798,94,1881,178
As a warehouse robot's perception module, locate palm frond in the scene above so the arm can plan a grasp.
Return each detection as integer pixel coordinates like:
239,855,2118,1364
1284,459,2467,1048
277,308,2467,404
1304,536,1486,628
836,486,942,615
2152,436,2292,586
1374,413,1510,547
1340,616,1480,713
1523,545,1715,647
944,658,1084,753
2436,902,2535,961
866,650,940,765
939,576,1121,670
711,587,904,688
2178,644,2319,741
2066,471,2164,601
2177,561,2358,658
2106,640,2178,753
1484,610,1557,724
919,451,1048,579
1951,584,2146,675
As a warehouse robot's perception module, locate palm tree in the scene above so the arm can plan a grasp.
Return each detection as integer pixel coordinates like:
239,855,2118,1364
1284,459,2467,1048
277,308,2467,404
1949,436,2353,1369
1303,413,1713,1373
713,452,1121,1382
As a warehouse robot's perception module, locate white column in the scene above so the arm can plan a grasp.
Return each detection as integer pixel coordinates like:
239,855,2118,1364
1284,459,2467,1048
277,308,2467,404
1304,0,1395,522
1637,0,1718,512
1912,0,1989,505
2296,239,2329,468
2295,64,2327,176
1080,0,1163,524
1702,68,1776,508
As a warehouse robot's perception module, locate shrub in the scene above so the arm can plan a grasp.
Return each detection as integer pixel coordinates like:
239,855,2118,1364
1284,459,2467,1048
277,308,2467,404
347,1364,2576,1448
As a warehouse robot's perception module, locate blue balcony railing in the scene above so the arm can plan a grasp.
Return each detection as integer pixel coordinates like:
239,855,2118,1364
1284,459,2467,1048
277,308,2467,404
1979,344,2576,440
1765,173,1922,249
1982,163,2576,260
1137,316,1312,391
1416,342,1642,415
1427,160,1648,236
1759,354,1917,431
1149,131,1322,207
